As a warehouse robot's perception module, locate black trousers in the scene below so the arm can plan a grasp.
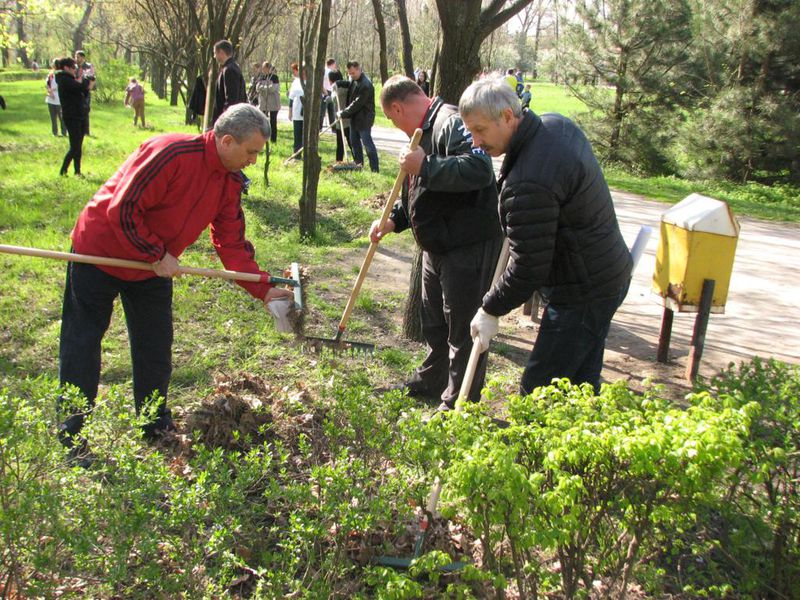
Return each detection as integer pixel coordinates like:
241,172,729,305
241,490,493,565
58,262,174,437
334,125,352,162
409,235,503,407
292,119,303,154
269,110,278,143
61,116,85,175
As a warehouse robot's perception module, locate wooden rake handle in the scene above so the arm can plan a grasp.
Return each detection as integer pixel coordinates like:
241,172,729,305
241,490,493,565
334,127,424,340
0,244,300,287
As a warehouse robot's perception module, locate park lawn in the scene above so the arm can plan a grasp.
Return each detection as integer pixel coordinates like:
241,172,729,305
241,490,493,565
0,78,425,409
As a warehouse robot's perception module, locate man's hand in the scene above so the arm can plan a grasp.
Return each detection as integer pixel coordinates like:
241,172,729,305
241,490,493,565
263,286,295,306
153,252,180,278
369,218,395,243
470,308,499,353
398,145,425,176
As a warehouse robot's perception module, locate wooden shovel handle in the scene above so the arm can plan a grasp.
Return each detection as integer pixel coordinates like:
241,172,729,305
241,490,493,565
335,127,424,338
0,244,299,287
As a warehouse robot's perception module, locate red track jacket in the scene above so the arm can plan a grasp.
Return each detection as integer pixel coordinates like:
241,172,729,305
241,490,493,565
71,130,271,299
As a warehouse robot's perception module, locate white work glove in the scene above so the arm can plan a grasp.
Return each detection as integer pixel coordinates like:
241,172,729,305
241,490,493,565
267,297,294,333
470,308,499,353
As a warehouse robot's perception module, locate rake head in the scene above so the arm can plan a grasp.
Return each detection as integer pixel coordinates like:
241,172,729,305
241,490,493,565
302,335,375,355
327,162,362,173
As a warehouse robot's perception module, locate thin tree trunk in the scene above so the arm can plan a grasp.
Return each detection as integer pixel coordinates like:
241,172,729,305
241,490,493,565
299,0,332,238
395,0,414,78
370,0,389,83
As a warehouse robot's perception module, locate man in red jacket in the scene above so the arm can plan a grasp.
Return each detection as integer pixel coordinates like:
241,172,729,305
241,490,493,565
58,103,291,459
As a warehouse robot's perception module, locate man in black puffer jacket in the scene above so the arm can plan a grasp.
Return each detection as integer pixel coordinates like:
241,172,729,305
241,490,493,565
460,76,632,395
371,75,503,411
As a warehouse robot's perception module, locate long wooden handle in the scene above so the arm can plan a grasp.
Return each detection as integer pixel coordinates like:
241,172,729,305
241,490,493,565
0,244,299,287
455,237,510,404
335,127,424,339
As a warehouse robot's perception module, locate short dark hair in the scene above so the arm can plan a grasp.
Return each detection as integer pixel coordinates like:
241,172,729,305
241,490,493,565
326,58,336,66
75,50,86,58
60,57,76,70
380,74,426,107
214,40,234,56
346,61,360,69
52,58,62,69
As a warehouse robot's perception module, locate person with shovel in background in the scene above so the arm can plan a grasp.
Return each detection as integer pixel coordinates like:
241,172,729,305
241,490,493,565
371,75,503,412
57,104,294,466
459,77,632,396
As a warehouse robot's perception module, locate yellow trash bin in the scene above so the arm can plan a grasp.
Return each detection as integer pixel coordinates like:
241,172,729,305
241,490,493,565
653,193,740,313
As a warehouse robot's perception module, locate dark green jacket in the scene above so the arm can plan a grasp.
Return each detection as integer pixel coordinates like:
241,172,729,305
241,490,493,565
390,98,501,254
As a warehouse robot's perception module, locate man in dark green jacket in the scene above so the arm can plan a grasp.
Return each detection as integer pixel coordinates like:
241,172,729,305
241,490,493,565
371,75,503,410
460,76,632,395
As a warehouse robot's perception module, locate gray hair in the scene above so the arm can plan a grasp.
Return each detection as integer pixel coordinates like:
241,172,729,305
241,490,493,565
459,76,522,121
213,103,271,142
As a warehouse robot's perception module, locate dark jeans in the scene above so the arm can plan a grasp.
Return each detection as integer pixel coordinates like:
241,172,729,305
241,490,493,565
409,235,503,407
520,280,630,395
58,262,174,438
325,95,336,127
48,103,65,136
292,119,303,155
61,116,85,175
349,126,379,172
269,110,278,143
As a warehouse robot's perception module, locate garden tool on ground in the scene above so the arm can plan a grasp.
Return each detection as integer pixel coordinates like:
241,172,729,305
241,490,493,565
376,237,510,570
0,244,304,312
328,92,362,172
304,128,423,354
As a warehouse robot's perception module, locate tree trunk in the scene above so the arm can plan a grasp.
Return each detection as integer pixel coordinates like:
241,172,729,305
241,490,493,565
395,0,415,78
370,0,389,83
169,64,181,106
299,0,332,238
72,1,95,52
202,62,216,132
402,246,424,342
435,0,483,103
15,1,30,68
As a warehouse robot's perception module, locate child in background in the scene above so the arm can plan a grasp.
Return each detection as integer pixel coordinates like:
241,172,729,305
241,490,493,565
520,84,532,109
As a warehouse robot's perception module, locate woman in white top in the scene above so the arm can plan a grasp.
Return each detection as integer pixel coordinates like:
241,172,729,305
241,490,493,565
45,59,66,137
288,62,304,156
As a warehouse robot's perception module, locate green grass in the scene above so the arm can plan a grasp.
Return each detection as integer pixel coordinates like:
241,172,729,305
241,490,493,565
0,78,407,405
604,165,800,222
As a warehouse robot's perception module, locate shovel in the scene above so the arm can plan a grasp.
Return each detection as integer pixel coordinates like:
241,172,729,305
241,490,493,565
304,127,423,354
0,244,304,310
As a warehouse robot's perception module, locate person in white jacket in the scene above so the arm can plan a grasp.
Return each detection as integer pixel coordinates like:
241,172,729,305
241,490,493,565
45,59,66,137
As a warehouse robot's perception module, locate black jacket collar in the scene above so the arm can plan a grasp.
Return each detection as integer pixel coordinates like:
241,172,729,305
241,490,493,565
499,109,541,186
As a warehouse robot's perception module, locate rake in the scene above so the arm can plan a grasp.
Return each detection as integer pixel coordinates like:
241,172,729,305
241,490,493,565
304,127,423,354
376,237,510,570
0,244,303,310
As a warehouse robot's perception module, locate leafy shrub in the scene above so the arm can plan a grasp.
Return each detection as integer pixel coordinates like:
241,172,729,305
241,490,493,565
690,358,800,598
431,379,751,599
93,59,137,104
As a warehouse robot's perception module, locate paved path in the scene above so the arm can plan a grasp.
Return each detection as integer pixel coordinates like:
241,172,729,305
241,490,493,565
351,118,800,375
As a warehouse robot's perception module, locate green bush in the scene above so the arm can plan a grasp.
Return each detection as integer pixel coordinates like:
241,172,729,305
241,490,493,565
93,58,137,104
430,379,751,599
690,358,800,598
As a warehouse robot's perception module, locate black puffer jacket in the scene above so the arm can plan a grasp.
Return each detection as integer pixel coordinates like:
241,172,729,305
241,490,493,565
339,71,375,131
389,98,501,254
483,110,632,316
